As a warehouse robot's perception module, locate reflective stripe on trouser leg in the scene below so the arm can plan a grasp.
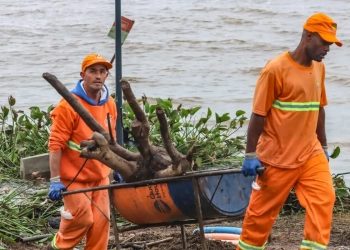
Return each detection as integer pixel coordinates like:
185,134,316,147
238,238,267,250
51,234,59,250
294,154,334,247
300,240,327,249
50,234,73,250
239,167,298,249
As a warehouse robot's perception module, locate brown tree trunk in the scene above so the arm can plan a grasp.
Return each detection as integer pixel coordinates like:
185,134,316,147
42,73,194,182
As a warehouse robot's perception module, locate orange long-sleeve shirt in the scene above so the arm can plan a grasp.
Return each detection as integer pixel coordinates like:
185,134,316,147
49,91,117,182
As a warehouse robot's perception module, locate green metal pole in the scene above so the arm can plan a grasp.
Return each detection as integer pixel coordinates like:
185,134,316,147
115,0,123,146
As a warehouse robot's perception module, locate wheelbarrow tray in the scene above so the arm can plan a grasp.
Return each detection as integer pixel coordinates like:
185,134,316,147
112,169,254,225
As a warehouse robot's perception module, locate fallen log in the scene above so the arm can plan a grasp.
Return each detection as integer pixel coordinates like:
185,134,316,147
42,73,194,182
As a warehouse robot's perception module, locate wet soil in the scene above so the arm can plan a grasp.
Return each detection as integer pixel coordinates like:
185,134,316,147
5,212,350,250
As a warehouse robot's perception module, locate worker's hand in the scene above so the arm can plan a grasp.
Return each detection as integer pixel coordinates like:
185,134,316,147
113,171,124,183
48,176,66,200
323,146,329,162
242,152,262,177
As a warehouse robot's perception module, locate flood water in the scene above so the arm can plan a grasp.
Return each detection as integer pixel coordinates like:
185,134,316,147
1,0,350,182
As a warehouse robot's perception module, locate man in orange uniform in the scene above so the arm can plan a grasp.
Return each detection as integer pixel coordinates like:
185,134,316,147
47,54,117,250
238,13,342,250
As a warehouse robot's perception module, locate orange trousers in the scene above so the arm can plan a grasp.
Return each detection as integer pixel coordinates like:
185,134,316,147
50,177,110,250
237,153,335,250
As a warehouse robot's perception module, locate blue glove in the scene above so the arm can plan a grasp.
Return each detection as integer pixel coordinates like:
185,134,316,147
113,171,124,183
242,152,262,177
48,177,66,200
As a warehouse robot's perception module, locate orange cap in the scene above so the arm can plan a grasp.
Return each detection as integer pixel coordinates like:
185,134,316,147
81,54,113,72
303,13,342,47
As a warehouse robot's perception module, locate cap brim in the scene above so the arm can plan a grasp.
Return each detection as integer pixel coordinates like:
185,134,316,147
319,33,342,47
85,60,113,71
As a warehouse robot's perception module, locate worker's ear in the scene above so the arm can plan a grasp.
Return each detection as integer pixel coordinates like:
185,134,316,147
80,72,84,78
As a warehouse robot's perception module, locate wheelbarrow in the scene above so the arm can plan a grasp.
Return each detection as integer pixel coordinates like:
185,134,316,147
62,167,264,250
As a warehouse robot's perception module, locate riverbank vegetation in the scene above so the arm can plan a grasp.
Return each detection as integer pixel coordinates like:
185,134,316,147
0,95,348,248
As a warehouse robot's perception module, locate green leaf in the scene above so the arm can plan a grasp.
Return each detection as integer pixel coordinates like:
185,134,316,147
156,98,172,108
207,108,212,119
217,125,228,131
11,109,18,121
17,114,26,124
156,98,164,104
330,146,340,159
0,233,16,244
236,110,246,116
126,104,134,114
148,113,157,120
163,100,173,108
29,106,43,120
215,113,221,124
230,119,237,128
220,113,230,123
170,110,179,120
195,117,208,129
150,105,157,114
172,122,182,132
127,113,135,120
182,123,193,128
47,104,55,113
1,106,9,119
199,127,209,134
24,119,33,129
162,105,171,117
144,102,150,114
195,157,202,167
336,188,349,199
181,109,189,118
190,107,201,115
239,117,247,127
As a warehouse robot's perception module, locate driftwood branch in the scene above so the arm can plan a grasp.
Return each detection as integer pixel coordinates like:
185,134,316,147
121,79,153,160
80,132,137,180
120,80,147,123
42,72,140,162
44,73,194,181
156,106,183,161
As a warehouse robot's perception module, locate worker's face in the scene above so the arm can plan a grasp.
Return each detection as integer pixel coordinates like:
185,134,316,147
80,64,109,93
306,32,333,62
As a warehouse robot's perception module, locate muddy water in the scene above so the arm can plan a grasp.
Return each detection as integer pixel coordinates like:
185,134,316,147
1,0,350,182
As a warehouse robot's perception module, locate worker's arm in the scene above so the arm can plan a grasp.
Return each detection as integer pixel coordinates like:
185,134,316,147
49,150,62,178
316,107,327,147
48,104,75,199
241,113,265,176
245,113,266,153
247,63,281,154
242,61,281,176
48,150,66,200
316,107,329,160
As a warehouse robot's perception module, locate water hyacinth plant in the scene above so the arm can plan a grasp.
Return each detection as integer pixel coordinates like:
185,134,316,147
121,95,247,168
0,96,54,176
0,95,348,247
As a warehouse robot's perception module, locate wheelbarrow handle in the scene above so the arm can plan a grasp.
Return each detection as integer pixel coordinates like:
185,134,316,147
256,167,266,176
